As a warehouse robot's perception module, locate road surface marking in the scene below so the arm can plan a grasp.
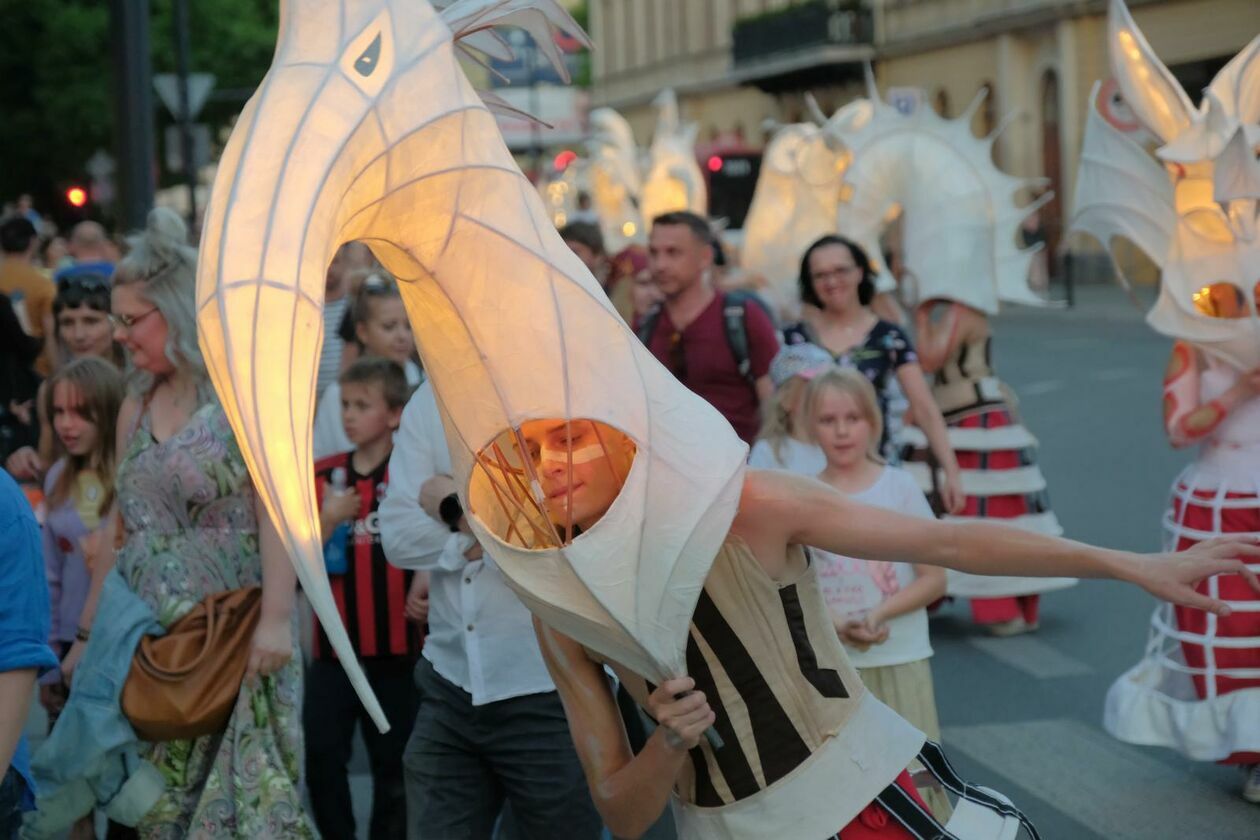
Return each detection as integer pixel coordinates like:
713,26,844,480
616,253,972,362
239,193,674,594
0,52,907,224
967,635,1093,679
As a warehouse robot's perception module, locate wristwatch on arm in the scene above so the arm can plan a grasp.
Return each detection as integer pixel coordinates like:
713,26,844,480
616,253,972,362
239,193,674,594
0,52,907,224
438,493,463,533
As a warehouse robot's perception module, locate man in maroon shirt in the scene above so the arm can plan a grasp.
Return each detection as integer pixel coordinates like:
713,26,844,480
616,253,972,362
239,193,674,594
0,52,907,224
642,211,778,444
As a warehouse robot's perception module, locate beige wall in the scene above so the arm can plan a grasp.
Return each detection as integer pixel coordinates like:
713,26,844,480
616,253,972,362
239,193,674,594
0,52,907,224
587,0,1260,243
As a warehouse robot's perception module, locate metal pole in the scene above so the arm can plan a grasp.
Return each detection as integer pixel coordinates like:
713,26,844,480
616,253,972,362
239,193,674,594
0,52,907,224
109,0,155,231
173,0,198,230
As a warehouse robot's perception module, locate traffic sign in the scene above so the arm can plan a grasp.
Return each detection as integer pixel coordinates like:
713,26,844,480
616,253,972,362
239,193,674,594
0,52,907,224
154,73,216,120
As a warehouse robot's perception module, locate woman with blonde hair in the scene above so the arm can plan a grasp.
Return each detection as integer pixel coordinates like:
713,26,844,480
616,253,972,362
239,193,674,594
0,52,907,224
59,208,312,837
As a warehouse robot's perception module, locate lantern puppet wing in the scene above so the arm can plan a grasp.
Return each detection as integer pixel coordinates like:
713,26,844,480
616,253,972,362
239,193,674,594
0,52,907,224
587,107,646,252
1083,0,1260,370
1214,125,1260,241
640,89,707,224
1070,80,1177,287
741,122,852,318
830,88,1047,315
196,0,748,717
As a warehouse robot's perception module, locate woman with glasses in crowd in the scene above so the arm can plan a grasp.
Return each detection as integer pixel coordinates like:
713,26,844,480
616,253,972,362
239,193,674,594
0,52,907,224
783,236,964,515
58,208,312,838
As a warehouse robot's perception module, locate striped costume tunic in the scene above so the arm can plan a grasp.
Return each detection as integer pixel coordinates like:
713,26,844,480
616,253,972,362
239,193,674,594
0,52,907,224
902,335,1075,600
593,537,924,839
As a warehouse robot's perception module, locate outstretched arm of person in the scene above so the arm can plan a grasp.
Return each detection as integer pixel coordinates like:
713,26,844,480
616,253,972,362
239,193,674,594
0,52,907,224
534,618,714,839
740,469,1260,616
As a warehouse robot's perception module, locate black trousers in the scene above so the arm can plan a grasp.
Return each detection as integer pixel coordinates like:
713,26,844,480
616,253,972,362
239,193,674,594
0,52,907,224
304,656,418,840
403,658,603,840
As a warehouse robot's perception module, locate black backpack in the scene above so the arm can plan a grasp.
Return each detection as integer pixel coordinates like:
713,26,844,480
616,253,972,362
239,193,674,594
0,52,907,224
636,290,773,383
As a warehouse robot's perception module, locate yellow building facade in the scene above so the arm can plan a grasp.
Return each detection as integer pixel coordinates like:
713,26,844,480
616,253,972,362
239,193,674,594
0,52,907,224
588,0,1260,257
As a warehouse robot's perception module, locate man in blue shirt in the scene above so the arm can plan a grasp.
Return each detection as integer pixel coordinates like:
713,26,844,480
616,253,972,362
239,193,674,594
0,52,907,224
0,468,58,837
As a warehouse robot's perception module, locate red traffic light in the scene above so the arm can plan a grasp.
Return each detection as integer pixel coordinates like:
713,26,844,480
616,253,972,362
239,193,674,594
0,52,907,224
706,155,723,173
66,186,88,208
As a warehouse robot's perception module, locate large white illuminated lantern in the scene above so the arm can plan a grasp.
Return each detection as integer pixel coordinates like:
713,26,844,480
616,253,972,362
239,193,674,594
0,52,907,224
1074,0,1260,764
586,106,647,253
1071,0,1260,371
828,75,1051,315
196,0,748,725
740,100,865,318
640,88,707,224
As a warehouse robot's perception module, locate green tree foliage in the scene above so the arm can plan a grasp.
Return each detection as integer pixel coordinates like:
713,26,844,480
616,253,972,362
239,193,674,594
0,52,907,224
0,0,278,223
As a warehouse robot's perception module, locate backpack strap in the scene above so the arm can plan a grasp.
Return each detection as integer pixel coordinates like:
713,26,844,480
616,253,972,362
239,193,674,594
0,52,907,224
720,290,774,384
636,304,663,347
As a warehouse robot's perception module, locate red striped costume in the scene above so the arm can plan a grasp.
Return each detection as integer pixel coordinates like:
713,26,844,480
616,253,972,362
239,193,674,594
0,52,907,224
903,335,1076,624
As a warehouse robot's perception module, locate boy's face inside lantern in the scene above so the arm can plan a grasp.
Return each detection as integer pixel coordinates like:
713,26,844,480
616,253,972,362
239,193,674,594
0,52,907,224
521,418,632,532
471,418,636,548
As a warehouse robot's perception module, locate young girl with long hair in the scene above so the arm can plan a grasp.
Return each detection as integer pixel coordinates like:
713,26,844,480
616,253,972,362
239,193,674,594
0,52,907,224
805,367,950,818
37,357,124,840
39,357,124,699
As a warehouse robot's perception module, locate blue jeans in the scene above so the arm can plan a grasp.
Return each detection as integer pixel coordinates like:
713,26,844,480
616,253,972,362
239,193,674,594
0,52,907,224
0,768,25,840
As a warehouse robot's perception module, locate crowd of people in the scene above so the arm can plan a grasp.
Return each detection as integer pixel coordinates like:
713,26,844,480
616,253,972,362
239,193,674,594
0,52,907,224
0,191,1256,840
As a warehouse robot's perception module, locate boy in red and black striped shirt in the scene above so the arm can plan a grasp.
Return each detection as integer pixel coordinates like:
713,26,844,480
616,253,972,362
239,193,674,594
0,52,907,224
306,357,421,840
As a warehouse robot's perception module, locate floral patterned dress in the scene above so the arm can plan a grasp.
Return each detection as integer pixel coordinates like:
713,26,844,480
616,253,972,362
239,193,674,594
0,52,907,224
115,400,311,838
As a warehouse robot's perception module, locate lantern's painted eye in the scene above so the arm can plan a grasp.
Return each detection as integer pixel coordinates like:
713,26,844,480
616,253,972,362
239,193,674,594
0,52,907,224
340,13,393,97
355,33,382,77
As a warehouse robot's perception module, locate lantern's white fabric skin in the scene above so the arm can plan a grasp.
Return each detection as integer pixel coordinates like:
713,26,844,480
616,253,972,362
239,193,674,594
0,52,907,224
740,120,855,318
826,80,1049,315
640,89,707,224
196,0,748,728
1071,0,1260,372
587,107,647,253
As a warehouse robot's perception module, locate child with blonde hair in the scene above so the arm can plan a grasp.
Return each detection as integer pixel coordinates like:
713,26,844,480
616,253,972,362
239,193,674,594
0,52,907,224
749,342,832,472
805,367,951,819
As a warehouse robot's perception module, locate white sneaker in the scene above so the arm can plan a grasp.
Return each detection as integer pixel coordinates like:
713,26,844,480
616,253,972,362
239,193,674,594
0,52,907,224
987,617,1038,637
1244,765,1260,804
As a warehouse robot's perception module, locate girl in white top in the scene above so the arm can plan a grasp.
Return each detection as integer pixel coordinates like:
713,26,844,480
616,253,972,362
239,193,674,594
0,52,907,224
806,367,950,818
313,275,422,459
748,342,832,472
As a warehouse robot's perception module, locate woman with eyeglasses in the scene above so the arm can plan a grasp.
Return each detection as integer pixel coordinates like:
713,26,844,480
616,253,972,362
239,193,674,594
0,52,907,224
783,236,964,516
53,208,313,837
908,298,1074,636
4,273,125,483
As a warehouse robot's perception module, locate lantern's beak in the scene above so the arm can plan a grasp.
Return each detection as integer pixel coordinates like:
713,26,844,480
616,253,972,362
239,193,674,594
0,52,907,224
196,86,389,730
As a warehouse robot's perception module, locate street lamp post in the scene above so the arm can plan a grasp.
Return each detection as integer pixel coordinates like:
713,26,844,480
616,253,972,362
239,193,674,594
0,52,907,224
109,0,156,230
173,0,198,231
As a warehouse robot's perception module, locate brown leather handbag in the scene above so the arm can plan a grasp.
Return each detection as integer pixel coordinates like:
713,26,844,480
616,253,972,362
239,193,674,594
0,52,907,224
122,586,262,742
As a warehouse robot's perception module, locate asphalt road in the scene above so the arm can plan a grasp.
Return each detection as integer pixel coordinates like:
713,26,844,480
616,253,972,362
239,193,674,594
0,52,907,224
928,283,1259,840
